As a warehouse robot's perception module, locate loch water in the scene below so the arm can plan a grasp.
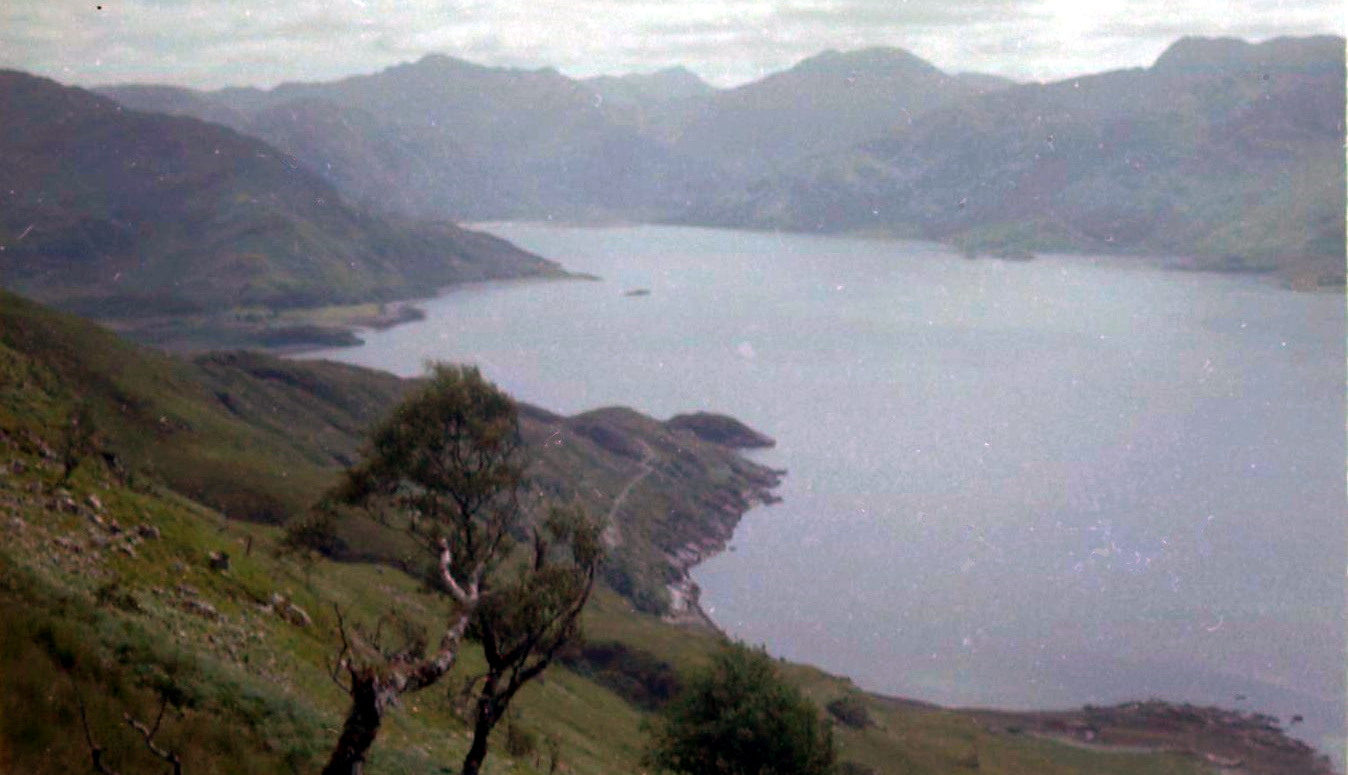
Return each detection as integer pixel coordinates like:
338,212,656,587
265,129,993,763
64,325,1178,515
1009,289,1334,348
304,223,1345,759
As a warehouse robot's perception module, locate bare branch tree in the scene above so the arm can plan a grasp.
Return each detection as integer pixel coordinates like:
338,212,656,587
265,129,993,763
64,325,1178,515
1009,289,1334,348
321,364,527,775
459,506,603,775
76,682,185,775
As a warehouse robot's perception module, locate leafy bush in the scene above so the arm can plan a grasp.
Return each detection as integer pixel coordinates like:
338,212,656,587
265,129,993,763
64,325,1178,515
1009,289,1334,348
644,642,836,775
558,640,682,710
826,695,873,730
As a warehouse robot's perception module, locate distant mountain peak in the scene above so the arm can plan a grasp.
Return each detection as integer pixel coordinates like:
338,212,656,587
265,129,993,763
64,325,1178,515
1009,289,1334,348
792,46,944,78
1152,36,1255,71
1153,35,1346,75
406,52,485,73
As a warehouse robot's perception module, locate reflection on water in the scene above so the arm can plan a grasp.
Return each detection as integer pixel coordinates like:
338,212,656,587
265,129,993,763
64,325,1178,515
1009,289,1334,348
304,223,1345,760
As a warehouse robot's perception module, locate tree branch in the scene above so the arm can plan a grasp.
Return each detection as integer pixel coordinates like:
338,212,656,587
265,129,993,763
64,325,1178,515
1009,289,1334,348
437,538,472,604
76,688,122,775
125,698,184,775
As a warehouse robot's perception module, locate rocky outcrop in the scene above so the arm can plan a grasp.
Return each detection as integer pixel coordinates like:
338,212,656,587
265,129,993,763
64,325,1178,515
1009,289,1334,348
661,465,784,629
665,413,776,449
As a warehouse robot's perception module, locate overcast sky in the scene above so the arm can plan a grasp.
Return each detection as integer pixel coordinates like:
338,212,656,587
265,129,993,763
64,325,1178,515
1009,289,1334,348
3,0,1343,90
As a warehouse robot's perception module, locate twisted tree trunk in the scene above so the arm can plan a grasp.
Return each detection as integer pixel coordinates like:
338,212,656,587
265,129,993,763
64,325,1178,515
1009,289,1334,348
459,677,502,775
322,671,394,775
322,599,473,775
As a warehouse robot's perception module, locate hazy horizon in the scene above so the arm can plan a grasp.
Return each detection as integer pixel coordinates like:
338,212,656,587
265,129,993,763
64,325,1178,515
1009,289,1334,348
3,1,1344,91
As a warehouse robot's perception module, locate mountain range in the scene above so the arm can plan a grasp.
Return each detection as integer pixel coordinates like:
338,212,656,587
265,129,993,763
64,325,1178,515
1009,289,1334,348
686,36,1346,282
94,36,1344,285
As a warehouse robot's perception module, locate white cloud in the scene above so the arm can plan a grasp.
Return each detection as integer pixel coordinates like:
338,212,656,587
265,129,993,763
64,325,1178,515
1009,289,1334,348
1,0,1342,89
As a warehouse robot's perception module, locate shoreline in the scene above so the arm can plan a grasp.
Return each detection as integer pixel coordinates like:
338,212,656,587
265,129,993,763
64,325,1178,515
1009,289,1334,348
484,219,1344,293
659,466,784,632
659,486,1342,775
663,447,1342,775
104,271,598,356
278,272,601,356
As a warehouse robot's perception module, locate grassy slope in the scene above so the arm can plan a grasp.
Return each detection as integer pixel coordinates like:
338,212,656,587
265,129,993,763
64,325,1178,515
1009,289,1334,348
0,436,1212,775
0,292,1279,775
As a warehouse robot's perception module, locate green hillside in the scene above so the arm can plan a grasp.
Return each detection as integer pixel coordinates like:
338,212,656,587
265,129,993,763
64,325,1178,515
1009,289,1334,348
0,71,562,333
0,291,1328,775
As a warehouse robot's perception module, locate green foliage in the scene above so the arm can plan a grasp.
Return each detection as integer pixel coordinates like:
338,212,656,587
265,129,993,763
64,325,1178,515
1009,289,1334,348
601,553,670,615
826,695,875,730
280,508,346,559
338,363,525,578
557,640,682,711
645,642,838,775
460,506,604,774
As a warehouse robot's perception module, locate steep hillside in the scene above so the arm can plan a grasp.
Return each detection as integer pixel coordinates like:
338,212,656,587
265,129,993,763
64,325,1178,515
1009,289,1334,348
0,289,776,613
0,71,560,321
682,36,1346,284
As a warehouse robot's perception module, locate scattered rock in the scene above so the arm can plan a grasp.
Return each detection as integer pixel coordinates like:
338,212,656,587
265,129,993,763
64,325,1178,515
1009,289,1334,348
135,524,162,541
8,517,24,531
115,543,137,558
31,436,56,459
176,583,200,598
86,494,103,512
278,601,312,628
265,593,312,628
181,599,220,621
208,551,230,572
53,536,82,553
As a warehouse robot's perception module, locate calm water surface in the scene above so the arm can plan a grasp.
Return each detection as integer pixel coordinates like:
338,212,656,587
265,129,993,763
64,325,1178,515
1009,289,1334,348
306,224,1345,758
